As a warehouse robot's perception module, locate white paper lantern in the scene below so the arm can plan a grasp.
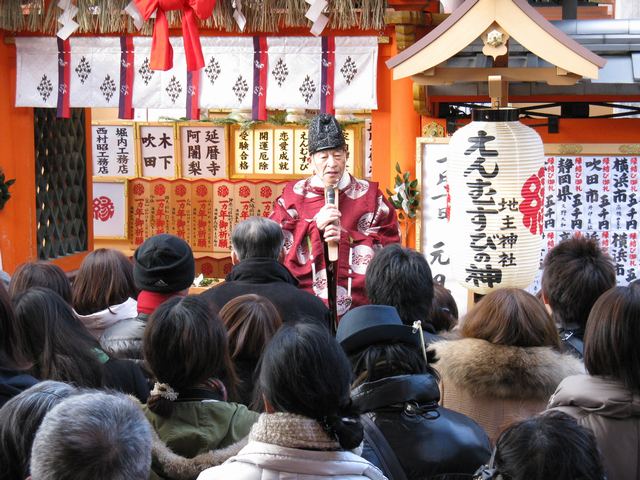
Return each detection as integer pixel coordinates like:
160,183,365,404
448,108,545,294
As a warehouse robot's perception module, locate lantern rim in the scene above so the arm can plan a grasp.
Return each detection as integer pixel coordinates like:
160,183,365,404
472,108,520,122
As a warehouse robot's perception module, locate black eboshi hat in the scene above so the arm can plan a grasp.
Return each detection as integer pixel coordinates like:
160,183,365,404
307,113,346,155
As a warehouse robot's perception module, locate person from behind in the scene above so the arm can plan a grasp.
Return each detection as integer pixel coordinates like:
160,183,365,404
29,391,153,480
430,284,459,334
11,287,149,402
366,244,439,342
0,381,78,480
198,323,386,480
473,412,605,480
541,235,616,358
202,216,329,328
430,288,583,442
72,248,138,339
337,305,491,480
219,294,282,408
0,282,37,407
100,233,195,364
143,295,257,475
547,282,640,480
8,262,72,304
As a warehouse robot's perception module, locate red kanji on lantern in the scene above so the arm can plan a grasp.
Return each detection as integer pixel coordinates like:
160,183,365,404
519,167,545,235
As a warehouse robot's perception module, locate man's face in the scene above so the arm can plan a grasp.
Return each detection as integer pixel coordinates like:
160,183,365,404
310,147,348,186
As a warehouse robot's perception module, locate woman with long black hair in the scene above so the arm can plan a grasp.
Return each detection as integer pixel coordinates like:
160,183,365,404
11,287,148,401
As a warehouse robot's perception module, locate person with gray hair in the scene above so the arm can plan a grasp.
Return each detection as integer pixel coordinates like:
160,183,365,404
29,391,152,480
202,217,329,329
0,381,78,480
230,216,285,261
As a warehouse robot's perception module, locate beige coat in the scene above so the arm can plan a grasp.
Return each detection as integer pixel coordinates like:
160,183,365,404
548,374,640,480
431,338,584,443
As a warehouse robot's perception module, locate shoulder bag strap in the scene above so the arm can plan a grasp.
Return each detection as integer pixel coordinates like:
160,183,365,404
360,413,408,480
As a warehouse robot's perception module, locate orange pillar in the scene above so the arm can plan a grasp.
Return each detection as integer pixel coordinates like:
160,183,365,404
0,32,37,274
372,30,421,247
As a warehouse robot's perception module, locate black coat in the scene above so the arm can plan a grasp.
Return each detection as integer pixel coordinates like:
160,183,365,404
352,374,492,480
201,258,330,329
0,366,38,408
103,357,150,403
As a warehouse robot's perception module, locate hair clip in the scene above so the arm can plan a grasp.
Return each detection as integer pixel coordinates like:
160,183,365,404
412,321,429,365
151,382,179,402
473,465,500,480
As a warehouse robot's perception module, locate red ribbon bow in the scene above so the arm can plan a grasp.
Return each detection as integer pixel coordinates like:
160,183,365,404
135,0,216,72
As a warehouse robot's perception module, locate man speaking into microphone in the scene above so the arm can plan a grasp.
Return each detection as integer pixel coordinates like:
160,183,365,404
270,114,400,319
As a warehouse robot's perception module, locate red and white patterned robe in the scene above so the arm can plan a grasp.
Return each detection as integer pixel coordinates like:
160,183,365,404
270,174,400,316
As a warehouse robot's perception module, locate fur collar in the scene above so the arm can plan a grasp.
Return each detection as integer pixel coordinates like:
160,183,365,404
250,413,340,450
152,429,247,480
431,338,584,400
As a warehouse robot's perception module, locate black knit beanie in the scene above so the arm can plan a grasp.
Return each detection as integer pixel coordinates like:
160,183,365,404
133,234,195,293
308,114,346,155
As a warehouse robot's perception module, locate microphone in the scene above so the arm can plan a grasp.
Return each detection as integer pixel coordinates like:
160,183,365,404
326,185,335,206
324,185,339,262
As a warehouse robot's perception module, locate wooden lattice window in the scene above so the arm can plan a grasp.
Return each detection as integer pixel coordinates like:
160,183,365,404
34,108,88,260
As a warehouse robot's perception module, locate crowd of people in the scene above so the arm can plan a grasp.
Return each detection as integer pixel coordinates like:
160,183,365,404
0,115,638,479
0,224,638,480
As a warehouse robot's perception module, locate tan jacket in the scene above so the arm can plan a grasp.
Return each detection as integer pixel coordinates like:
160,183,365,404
431,338,584,443
548,375,640,480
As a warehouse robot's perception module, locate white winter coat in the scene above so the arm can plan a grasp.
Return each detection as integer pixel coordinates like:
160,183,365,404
197,440,387,480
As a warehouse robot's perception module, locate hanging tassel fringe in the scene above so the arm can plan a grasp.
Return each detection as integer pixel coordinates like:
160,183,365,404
1,0,387,33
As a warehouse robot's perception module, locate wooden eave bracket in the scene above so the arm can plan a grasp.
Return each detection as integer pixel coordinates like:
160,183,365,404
411,67,583,85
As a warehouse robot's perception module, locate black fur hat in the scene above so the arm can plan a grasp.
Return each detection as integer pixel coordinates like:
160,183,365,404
308,114,346,154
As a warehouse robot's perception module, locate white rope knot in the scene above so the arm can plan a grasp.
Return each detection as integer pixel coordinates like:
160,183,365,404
151,382,179,402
